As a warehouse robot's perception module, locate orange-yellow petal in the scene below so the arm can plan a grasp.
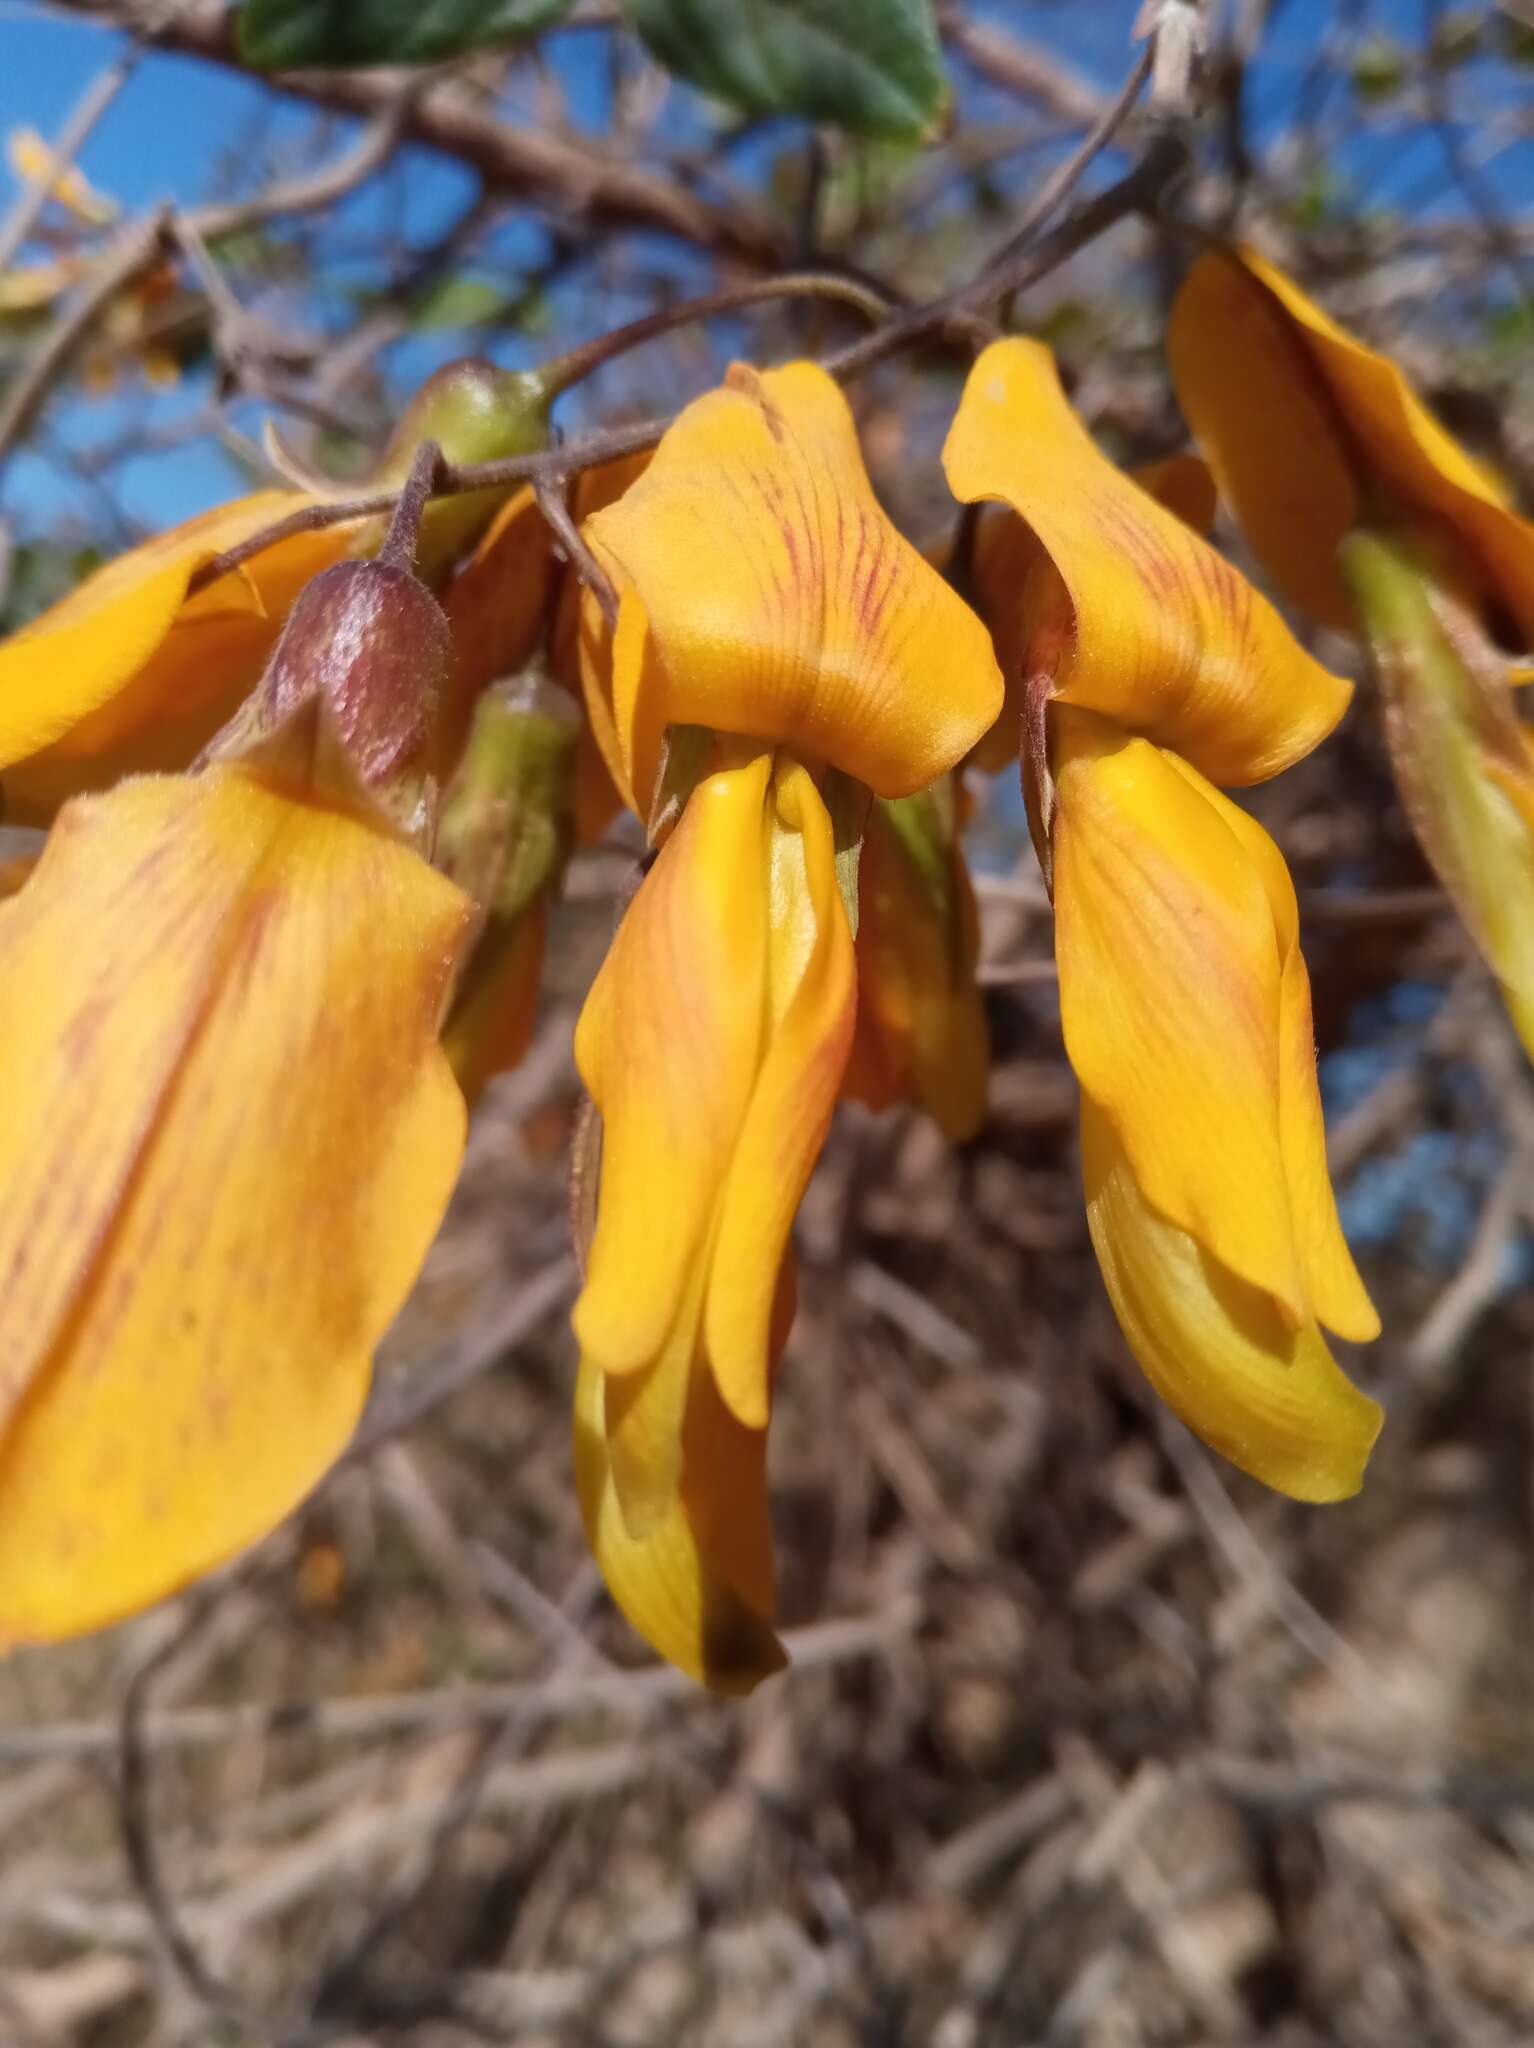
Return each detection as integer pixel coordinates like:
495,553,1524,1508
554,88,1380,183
439,485,556,776
1170,247,1534,647
586,361,1002,805
0,494,359,822
1082,1099,1382,1503
1161,752,1380,1343
1053,708,1373,1339
1168,249,1361,632
704,758,855,1429
573,750,772,1381
943,338,1352,785
574,1348,784,1693
0,766,470,1641
967,452,1217,774
842,788,988,1140
442,898,546,1109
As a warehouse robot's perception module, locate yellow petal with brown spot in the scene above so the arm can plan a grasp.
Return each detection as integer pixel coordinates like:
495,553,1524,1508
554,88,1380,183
586,361,1001,805
574,1349,784,1694
0,766,469,1641
944,338,1351,785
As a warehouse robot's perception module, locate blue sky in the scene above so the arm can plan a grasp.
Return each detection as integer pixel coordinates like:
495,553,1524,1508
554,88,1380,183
2,0,1532,538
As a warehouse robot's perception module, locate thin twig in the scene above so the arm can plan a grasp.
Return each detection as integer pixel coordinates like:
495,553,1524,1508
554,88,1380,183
118,1598,268,2038
377,439,442,573
2,1602,922,1765
971,41,1154,294
189,105,409,242
534,470,619,630
0,39,141,276
0,206,171,463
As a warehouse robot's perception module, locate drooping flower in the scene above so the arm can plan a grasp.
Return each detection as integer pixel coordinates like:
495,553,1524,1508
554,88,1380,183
841,779,989,1141
1054,710,1381,1499
965,450,1217,773
571,362,1002,1685
1168,245,1534,644
945,338,1379,1500
944,336,1351,790
0,545,472,1642
575,749,853,1687
1169,246,1534,1059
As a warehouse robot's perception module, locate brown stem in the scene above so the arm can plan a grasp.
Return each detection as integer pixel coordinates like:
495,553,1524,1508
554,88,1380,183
535,271,893,402
377,439,442,573
534,470,619,630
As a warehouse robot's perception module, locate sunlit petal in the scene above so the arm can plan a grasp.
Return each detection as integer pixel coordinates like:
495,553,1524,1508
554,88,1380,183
574,1349,784,1694
0,766,469,1641
1054,709,1373,1339
573,751,772,1381
967,452,1217,774
1170,247,1534,647
705,759,856,1428
1083,1100,1382,1504
586,361,1002,804
944,338,1351,784
0,495,358,822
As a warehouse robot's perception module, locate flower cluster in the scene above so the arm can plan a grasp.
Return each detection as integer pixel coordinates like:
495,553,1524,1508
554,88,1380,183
0,250,1529,1685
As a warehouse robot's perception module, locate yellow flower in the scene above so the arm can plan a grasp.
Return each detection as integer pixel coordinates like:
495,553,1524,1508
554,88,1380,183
1053,710,1380,1496
575,750,852,1688
0,492,362,824
0,763,469,1641
1168,245,1534,644
6,126,117,225
842,781,989,1141
571,363,1001,1685
581,361,1002,816
944,347,1380,1501
966,451,1218,774
1171,248,1534,1058
944,338,1352,786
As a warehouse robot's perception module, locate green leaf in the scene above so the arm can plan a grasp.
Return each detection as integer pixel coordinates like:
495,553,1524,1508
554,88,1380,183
624,0,948,141
237,0,572,69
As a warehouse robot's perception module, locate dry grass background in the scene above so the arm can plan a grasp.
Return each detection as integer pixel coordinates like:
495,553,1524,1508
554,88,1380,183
1,754,1531,2048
